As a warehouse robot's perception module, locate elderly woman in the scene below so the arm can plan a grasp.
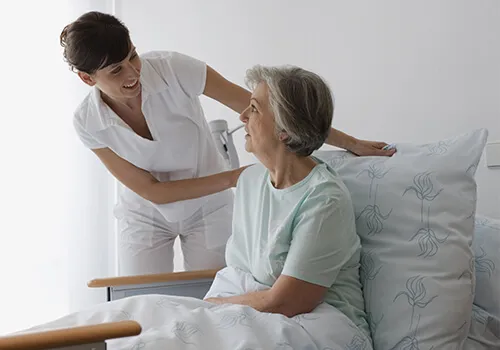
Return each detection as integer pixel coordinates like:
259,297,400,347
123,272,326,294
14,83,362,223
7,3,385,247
204,65,370,339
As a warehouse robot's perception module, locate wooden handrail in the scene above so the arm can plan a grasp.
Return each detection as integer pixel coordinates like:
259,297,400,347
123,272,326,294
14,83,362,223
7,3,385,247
88,268,221,288
0,320,141,350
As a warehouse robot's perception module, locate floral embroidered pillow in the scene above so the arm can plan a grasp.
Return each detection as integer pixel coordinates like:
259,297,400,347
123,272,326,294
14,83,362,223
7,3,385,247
314,128,488,350
472,215,500,319
468,215,500,349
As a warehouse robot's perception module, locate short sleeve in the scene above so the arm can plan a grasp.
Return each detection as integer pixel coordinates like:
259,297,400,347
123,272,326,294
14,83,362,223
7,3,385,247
281,190,360,288
168,51,207,98
73,117,106,149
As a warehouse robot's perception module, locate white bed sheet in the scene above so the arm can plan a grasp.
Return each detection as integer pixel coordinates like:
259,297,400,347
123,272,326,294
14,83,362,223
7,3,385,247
19,267,373,350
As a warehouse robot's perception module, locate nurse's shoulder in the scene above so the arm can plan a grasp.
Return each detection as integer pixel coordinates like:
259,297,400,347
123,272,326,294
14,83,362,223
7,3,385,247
138,50,250,120
139,50,207,99
73,90,105,150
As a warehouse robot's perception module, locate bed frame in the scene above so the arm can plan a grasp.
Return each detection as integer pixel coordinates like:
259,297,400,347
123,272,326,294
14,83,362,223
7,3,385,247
0,320,141,350
87,268,220,302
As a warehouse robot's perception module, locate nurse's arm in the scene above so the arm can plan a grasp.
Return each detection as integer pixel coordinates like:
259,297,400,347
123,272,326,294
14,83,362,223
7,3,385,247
203,66,393,156
92,148,244,205
203,66,251,114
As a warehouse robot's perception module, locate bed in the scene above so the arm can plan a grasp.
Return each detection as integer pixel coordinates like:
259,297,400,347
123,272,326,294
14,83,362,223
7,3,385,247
1,128,499,350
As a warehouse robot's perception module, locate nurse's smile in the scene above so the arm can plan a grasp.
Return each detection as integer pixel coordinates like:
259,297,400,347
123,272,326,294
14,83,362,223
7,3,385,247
123,79,139,89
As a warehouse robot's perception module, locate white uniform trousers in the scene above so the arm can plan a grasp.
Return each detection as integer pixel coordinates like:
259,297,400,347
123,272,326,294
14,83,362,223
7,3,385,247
115,191,233,275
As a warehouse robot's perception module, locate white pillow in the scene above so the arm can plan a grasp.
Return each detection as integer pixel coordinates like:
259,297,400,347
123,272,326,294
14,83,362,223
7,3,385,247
466,304,500,349
314,128,488,350
465,217,500,348
472,215,500,319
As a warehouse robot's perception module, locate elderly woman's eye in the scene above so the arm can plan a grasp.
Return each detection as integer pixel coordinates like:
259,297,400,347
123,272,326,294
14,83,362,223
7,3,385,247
251,105,257,112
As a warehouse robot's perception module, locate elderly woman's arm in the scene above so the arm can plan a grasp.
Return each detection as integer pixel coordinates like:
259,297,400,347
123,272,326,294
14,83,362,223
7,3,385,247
203,66,394,157
206,191,358,317
205,275,327,317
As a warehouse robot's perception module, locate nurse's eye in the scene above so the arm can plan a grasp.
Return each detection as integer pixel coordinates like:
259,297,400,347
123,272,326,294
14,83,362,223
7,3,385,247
130,51,138,60
111,66,122,75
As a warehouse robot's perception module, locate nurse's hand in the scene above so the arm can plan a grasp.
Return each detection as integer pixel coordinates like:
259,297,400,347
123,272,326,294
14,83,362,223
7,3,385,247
349,138,397,157
327,128,396,157
229,165,252,187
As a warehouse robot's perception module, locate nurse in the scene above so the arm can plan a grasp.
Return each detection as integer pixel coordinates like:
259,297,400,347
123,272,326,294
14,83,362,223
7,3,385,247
60,11,395,276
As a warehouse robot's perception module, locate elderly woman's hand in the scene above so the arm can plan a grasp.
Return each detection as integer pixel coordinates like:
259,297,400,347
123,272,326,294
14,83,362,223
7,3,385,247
204,297,223,304
349,138,396,157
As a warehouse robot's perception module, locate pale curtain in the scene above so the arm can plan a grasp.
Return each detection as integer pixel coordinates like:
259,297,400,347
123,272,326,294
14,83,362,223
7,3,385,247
0,0,117,335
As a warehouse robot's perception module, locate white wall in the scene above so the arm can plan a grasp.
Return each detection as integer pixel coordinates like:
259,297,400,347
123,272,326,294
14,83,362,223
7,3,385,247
115,1,499,222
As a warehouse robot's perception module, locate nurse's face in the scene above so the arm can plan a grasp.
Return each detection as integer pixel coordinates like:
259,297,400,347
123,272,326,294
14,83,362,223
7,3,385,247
239,82,281,156
78,46,142,101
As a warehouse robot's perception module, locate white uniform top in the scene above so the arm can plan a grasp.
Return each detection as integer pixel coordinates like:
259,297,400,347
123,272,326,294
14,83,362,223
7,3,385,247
73,51,231,224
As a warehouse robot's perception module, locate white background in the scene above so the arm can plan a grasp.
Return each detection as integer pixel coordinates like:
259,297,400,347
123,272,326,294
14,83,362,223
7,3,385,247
0,0,117,335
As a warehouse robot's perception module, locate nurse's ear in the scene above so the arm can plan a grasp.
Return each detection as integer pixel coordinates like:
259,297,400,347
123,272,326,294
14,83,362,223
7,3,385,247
77,71,97,87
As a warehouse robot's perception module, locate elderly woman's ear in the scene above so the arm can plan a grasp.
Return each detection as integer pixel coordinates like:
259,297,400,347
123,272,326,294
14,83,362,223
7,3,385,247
278,131,289,142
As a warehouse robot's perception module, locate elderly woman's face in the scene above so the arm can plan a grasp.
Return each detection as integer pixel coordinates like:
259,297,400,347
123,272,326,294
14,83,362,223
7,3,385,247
240,82,280,155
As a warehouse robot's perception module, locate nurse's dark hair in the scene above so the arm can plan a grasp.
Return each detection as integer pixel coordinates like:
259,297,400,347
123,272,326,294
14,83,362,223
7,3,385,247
60,11,131,74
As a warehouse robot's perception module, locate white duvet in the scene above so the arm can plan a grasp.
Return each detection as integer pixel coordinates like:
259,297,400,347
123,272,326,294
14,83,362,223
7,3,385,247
21,267,373,350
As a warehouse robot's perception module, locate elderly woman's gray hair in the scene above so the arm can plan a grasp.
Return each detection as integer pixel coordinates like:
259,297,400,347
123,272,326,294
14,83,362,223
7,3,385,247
245,65,334,157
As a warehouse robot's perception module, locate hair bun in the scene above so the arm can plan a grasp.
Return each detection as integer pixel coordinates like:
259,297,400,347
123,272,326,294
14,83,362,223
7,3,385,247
59,25,69,48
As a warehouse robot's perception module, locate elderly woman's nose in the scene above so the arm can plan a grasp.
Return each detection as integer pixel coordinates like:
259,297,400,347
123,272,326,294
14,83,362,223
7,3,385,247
239,107,249,123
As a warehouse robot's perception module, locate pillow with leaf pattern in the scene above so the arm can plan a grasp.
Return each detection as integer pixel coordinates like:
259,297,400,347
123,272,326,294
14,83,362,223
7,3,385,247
314,128,488,350
472,215,499,320
466,216,500,348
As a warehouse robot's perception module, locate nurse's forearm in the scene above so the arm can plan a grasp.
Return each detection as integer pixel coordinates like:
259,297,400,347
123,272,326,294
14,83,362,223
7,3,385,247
224,85,251,114
325,128,356,150
204,66,251,114
93,147,242,205
147,171,238,205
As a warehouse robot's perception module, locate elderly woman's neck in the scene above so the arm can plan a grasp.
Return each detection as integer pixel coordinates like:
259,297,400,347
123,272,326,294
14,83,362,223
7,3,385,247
264,152,318,190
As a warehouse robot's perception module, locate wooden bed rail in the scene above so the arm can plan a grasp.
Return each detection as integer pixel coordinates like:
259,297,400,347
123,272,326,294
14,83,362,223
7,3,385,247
88,268,221,288
0,320,141,350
